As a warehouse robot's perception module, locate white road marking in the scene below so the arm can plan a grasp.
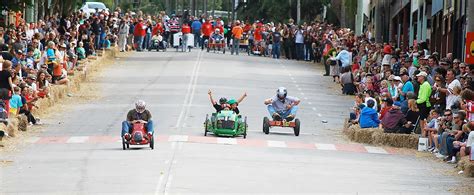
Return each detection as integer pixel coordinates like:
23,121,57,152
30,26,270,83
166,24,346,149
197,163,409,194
312,107,316,111
317,113,322,117
154,174,165,195
289,73,292,77
217,138,237,145
308,102,312,105
66,136,89,143
296,85,299,87
297,88,302,91
304,97,308,100
169,135,189,142
164,160,170,164
300,92,305,95
164,175,173,195
267,140,287,148
175,51,202,128
25,137,40,143
315,143,337,150
365,146,388,154
291,77,295,80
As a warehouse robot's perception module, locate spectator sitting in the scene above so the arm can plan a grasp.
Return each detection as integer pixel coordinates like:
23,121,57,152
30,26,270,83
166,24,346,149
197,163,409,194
359,99,380,128
379,97,393,120
405,99,420,132
381,101,412,133
459,121,474,159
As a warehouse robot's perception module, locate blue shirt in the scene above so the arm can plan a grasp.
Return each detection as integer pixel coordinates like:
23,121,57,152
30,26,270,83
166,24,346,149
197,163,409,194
400,81,414,101
191,20,202,32
9,94,23,109
335,50,352,67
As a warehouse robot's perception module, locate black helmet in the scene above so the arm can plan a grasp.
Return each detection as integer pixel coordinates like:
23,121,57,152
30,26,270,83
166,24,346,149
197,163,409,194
276,87,287,99
219,97,227,104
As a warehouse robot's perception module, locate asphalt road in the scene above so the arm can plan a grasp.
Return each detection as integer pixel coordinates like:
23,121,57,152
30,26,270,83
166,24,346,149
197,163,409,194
0,49,466,194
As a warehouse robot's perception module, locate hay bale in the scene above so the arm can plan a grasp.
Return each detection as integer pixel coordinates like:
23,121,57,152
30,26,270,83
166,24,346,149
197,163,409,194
372,131,418,149
17,114,28,131
458,156,474,177
6,117,19,137
355,128,379,144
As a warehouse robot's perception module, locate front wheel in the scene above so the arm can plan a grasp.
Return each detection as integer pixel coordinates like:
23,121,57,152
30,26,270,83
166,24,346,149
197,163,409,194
150,136,154,149
293,119,300,136
263,117,270,134
122,138,126,150
204,114,209,136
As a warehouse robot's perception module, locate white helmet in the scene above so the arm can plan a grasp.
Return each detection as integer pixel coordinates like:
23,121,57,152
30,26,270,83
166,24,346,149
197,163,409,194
215,28,220,33
276,87,287,99
135,100,146,113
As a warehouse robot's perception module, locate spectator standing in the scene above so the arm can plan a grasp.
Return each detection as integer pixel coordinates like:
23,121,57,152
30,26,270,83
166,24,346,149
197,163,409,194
231,21,243,55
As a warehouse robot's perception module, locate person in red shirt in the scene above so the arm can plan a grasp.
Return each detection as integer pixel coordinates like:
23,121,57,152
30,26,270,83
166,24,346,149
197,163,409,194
181,23,191,50
133,18,146,51
152,19,164,36
201,19,213,50
253,23,263,54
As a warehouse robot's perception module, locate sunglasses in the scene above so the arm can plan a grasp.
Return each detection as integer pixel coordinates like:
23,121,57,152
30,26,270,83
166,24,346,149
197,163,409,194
444,114,452,116
435,80,441,82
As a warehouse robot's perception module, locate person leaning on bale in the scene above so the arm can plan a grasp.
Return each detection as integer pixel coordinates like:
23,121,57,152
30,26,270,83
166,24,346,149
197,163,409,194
381,101,412,134
359,99,380,128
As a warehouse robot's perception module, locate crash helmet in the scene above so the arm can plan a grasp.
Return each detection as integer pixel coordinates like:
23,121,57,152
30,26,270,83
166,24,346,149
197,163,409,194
135,100,146,113
219,97,227,105
215,28,220,33
276,87,287,100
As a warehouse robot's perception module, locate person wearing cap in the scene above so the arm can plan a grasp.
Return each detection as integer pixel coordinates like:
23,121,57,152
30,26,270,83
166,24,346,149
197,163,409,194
231,20,243,55
398,72,414,102
381,101,412,133
359,99,380,128
191,17,202,47
416,71,432,133
379,97,393,120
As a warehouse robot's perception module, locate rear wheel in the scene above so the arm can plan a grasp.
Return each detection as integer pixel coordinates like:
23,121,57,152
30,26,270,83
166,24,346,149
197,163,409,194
263,117,270,134
204,114,209,136
294,119,300,136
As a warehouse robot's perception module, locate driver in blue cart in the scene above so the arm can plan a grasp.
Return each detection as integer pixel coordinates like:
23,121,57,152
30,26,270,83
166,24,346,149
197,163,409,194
264,87,300,121
122,100,154,140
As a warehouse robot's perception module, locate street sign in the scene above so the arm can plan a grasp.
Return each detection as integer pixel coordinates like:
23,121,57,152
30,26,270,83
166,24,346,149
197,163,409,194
466,32,474,64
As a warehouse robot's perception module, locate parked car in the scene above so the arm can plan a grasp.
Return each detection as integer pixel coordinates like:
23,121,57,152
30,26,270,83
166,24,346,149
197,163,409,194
80,2,109,17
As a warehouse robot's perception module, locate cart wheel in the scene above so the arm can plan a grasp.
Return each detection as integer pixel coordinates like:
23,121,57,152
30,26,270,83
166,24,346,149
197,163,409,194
207,46,210,52
122,138,126,150
126,143,130,148
263,117,270,134
243,116,247,139
188,47,191,52
204,114,209,136
294,119,300,136
150,135,154,149
223,48,226,54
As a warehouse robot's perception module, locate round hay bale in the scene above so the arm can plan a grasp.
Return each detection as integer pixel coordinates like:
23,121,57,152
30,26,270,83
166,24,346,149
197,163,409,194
17,114,28,131
458,156,474,177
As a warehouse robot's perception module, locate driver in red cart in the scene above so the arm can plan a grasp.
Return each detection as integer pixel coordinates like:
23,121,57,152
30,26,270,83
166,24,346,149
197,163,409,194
264,87,300,121
122,100,154,140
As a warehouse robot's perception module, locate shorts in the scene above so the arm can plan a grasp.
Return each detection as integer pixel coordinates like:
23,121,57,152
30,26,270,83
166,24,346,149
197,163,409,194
52,76,63,84
417,103,430,120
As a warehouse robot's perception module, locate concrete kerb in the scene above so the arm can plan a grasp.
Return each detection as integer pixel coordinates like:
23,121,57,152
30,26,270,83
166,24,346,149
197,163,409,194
0,48,117,146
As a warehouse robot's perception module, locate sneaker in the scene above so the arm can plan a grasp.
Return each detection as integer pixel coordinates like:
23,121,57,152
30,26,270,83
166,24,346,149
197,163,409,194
428,147,434,152
432,148,439,153
447,157,457,164
272,113,282,121
435,153,447,159
285,114,295,121
34,121,43,125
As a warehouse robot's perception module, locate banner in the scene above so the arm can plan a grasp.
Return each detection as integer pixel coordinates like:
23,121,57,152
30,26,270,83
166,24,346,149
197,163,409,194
466,32,474,64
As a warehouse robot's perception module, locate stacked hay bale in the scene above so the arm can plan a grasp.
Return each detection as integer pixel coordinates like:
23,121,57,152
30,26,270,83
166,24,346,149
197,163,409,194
17,114,28,132
344,124,418,149
458,157,474,177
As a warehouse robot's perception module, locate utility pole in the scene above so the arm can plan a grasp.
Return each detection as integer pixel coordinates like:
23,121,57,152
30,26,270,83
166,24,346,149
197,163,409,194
297,0,300,24
232,0,236,21
289,0,292,19
204,0,208,17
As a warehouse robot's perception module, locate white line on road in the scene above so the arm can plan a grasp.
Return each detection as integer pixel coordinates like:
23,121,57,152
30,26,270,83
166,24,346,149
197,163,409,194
154,174,165,195
217,138,237,145
267,140,287,148
300,92,305,96
297,88,302,91
304,97,308,100
175,51,202,128
308,102,312,105
291,77,295,80
312,107,316,111
365,146,388,154
169,135,189,142
315,143,337,150
317,113,322,117
66,136,89,143
164,175,173,195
